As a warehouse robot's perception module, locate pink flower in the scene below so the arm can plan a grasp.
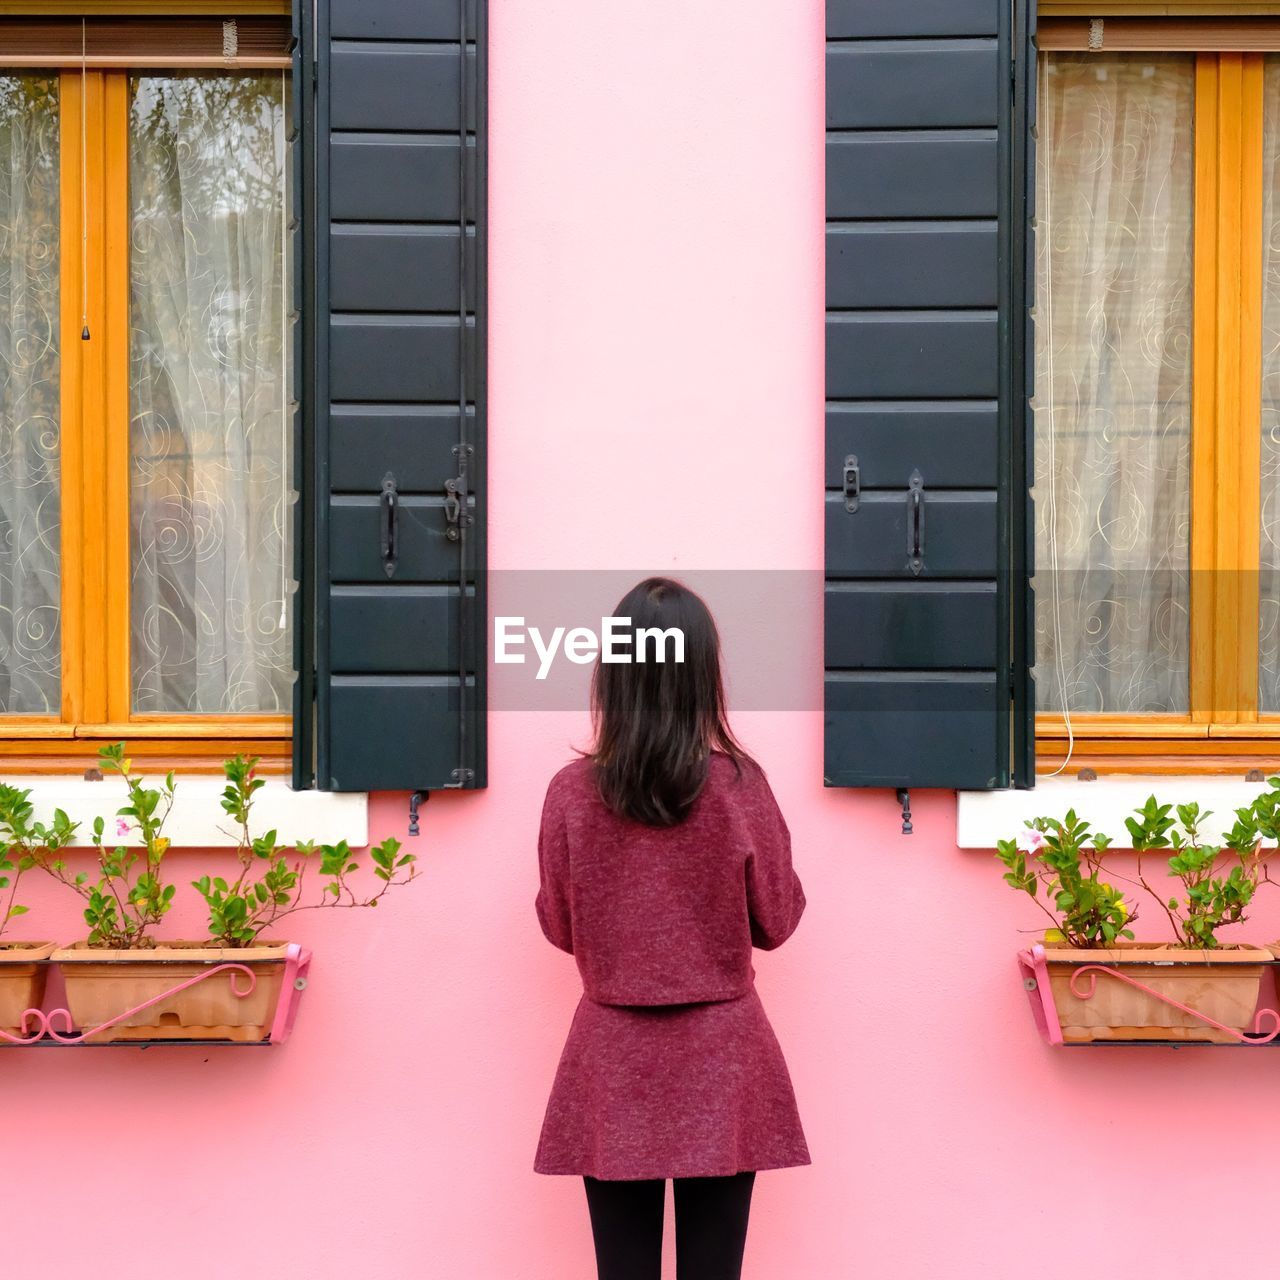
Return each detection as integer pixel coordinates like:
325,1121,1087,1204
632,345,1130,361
1015,826,1047,855
115,818,130,838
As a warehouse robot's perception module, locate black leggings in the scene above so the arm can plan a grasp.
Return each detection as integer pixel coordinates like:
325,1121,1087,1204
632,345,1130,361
582,1172,756,1280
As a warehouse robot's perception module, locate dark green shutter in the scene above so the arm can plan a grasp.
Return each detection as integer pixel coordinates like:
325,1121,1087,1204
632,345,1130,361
295,0,487,792
824,0,1035,790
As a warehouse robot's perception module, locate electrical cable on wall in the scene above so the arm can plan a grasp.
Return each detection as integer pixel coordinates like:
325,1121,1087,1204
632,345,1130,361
1038,51,1075,777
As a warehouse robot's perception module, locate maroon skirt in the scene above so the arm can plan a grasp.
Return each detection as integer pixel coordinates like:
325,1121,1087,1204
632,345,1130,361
534,988,809,1181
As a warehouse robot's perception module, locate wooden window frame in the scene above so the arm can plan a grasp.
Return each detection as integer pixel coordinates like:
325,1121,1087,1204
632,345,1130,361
1034,17,1280,775
0,59,292,775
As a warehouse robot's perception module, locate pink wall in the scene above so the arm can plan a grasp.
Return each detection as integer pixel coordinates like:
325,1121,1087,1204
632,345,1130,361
9,4,1280,1277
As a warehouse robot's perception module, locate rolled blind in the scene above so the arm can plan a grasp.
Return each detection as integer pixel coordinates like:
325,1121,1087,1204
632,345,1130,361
1040,18,1280,51
0,16,290,65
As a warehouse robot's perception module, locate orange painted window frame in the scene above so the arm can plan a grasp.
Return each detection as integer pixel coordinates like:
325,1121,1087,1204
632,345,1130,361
1034,36,1280,775
0,66,291,775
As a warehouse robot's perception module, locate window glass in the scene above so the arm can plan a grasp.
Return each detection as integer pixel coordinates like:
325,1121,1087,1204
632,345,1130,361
0,74,61,716
1034,54,1195,714
128,74,290,714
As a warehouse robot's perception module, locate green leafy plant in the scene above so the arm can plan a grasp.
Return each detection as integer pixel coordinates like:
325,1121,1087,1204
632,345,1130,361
1249,776,1280,845
34,743,176,948
0,785,77,942
996,809,1136,948
190,754,417,948
1127,794,1269,949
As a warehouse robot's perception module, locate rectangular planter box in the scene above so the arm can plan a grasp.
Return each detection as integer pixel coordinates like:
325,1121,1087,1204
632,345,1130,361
0,942,55,1038
54,942,291,1044
1040,943,1271,1044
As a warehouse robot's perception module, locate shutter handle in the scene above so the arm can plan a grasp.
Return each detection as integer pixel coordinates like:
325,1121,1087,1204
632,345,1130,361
907,469,924,577
842,454,860,514
380,472,399,579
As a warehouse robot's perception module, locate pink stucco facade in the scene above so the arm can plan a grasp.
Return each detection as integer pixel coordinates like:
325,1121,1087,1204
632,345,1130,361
8,5,1279,1277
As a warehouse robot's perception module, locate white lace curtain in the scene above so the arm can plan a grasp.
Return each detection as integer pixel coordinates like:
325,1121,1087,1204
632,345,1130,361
128,74,291,714
1259,57,1280,712
1034,54,1195,714
0,75,61,715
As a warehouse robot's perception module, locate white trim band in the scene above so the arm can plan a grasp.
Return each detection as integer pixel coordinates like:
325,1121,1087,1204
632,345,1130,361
957,775,1272,850
3,776,368,850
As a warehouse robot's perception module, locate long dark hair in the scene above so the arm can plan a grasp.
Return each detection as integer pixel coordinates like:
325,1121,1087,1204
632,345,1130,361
588,577,752,827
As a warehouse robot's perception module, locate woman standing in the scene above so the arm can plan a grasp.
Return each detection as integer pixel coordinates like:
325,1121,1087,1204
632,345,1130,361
534,578,809,1280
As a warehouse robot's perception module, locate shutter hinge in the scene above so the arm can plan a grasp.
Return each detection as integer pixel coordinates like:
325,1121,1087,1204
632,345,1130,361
444,443,474,541
408,790,426,835
895,788,913,836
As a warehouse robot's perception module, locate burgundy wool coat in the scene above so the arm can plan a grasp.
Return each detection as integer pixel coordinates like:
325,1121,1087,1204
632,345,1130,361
533,753,810,1181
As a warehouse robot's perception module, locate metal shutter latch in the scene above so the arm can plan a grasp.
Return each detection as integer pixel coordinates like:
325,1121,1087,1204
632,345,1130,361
443,443,474,542
842,454,860,514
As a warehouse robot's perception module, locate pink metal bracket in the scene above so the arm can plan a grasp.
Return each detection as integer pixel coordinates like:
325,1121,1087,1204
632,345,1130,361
1017,945,1063,1046
1018,944,1280,1046
267,944,312,1044
0,946,314,1047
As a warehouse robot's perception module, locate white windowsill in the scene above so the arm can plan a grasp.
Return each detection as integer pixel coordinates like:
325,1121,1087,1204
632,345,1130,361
957,775,1271,850
3,776,368,850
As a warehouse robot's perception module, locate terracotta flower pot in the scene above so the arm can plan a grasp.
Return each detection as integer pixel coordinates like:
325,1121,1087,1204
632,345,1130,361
0,942,55,1038
53,941,291,1043
1042,942,1271,1043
